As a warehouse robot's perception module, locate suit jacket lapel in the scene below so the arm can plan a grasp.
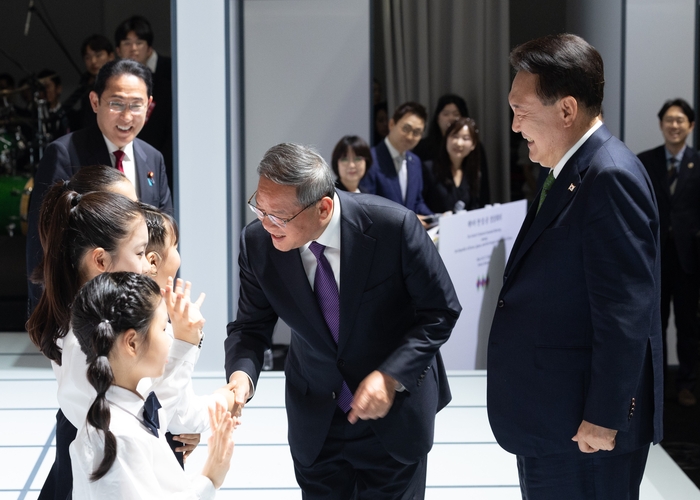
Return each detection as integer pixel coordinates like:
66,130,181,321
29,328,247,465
504,125,611,286
337,192,375,353
132,140,149,199
376,141,403,202
83,126,112,166
674,147,696,200
270,245,338,352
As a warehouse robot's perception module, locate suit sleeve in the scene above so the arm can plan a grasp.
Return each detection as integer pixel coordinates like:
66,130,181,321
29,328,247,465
155,153,173,215
223,224,278,390
26,141,73,309
581,164,659,432
378,210,461,389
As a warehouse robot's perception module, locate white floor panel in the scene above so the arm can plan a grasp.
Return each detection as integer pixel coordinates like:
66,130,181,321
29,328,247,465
0,447,43,490
445,372,487,407
435,406,495,443
0,410,56,446
29,446,56,491
0,380,58,409
425,487,521,500
428,443,519,487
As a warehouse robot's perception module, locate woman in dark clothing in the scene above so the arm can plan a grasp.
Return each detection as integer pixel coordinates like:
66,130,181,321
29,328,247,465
423,117,485,213
330,135,373,193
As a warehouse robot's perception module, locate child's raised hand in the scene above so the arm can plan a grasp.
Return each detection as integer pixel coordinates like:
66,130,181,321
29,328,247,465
162,277,206,345
201,402,235,489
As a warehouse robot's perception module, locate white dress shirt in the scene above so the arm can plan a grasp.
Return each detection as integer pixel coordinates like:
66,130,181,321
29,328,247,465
70,385,216,500
385,137,408,202
299,192,342,290
54,324,224,434
551,119,603,179
103,136,137,191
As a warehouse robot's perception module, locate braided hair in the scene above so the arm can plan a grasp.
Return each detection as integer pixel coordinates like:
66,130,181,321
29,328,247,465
141,203,179,256
27,188,145,364
71,272,161,481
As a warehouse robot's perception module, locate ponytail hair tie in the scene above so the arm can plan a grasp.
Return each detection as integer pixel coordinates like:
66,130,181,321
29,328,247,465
70,193,83,208
101,319,110,324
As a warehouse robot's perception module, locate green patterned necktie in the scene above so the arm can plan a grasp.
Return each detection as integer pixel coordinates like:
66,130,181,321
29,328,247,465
537,171,555,214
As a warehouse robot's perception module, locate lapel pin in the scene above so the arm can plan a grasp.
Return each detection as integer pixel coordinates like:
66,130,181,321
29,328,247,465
689,162,694,169
568,183,576,192
147,171,154,187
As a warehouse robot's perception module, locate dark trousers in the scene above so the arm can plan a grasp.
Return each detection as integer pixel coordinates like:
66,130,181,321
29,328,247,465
661,237,700,391
38,409,75,500
517,444,650,500
293,407,427,500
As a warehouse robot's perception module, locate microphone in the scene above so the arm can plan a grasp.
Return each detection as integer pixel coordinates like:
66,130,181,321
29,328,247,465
24,0,34,36
453,200,466,213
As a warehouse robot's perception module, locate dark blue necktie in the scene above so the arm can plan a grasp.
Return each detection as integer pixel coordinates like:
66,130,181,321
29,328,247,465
309,241,353,413
142,391,161,437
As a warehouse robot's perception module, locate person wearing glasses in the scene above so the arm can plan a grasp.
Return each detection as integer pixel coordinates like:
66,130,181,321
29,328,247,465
226,143,460,498
330,135,373,193
115,15,174,193
27,58,173,312
360,102,434,226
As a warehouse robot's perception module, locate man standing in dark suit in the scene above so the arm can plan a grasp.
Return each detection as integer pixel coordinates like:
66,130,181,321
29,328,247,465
26,59,173,310
115,15,173,193
225,143,460,499
638,98,700,407
487,34,663,499
360,102,433,226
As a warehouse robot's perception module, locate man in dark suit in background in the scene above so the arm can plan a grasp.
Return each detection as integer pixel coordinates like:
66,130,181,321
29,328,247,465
638,98,700,407
360,102,433,226
487,34,663,499
115,15,173,193
225,143,460,499
26,59,173,310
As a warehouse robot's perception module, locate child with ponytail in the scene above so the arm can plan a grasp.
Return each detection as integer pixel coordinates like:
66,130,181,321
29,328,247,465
70,272,234,498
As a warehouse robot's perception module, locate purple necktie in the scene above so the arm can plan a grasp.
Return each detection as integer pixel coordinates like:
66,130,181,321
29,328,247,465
309,241,353,413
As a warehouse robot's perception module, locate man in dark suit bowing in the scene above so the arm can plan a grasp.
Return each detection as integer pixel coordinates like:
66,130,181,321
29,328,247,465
360,102,433,227
225,143,460,499
638,98,700,407
487,34,663,499
26,58,173,310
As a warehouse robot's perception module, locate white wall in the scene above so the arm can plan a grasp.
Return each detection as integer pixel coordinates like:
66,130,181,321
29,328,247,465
243,0,371,203
174,0,235,372
625,0,696,154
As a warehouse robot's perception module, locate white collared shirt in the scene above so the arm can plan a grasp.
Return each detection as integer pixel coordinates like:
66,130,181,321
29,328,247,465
300,192,342,291
146,50,159,74
384,137,408,202
552,119,603,179
103,136,137,191
70,385,216,500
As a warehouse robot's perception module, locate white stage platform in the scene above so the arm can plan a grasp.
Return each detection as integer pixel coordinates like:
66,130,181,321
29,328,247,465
0,333,698,499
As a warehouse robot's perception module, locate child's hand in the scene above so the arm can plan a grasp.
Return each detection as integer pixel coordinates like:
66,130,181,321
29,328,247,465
173,433,201,462
202,402,235,489
163,277,206,345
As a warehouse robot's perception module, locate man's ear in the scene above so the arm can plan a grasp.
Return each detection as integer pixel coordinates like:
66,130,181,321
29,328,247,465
147,250,161,277
318,196,333,220
89,91,99,113
560,96,578,127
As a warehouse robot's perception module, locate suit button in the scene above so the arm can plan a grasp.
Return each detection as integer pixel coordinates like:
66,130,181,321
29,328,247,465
337,359,345,368
331,392,336,399
498,299,505,308
417,380,422,387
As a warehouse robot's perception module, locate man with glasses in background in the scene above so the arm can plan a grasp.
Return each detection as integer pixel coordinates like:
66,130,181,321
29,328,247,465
27,59,173,311
225,143,460,499
360,102,434,226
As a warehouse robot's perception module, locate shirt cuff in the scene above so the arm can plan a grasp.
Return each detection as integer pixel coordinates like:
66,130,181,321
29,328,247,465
169,339,200,364
192,474,217,499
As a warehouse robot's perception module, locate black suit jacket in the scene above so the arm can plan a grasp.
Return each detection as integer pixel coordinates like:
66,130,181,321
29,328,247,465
225,191,460,466
487,125,663,458
26,125,173,308
638,144,700,274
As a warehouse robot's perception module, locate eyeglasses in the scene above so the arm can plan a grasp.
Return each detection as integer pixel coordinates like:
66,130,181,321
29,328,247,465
107,101,146,114
338,157,366,165
119,39,148,49
401,124,424,138
247,191,319,228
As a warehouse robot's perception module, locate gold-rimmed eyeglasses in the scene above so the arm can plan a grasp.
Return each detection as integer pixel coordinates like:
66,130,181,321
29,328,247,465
247,191,318,228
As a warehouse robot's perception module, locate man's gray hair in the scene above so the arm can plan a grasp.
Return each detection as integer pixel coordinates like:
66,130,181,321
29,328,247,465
257,143,336,206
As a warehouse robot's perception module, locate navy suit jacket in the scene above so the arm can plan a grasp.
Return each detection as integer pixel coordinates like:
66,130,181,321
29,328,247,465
487,125,663,458
26,125,173,308
360,140,433,215
225,191,460,466
638,144,700,275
